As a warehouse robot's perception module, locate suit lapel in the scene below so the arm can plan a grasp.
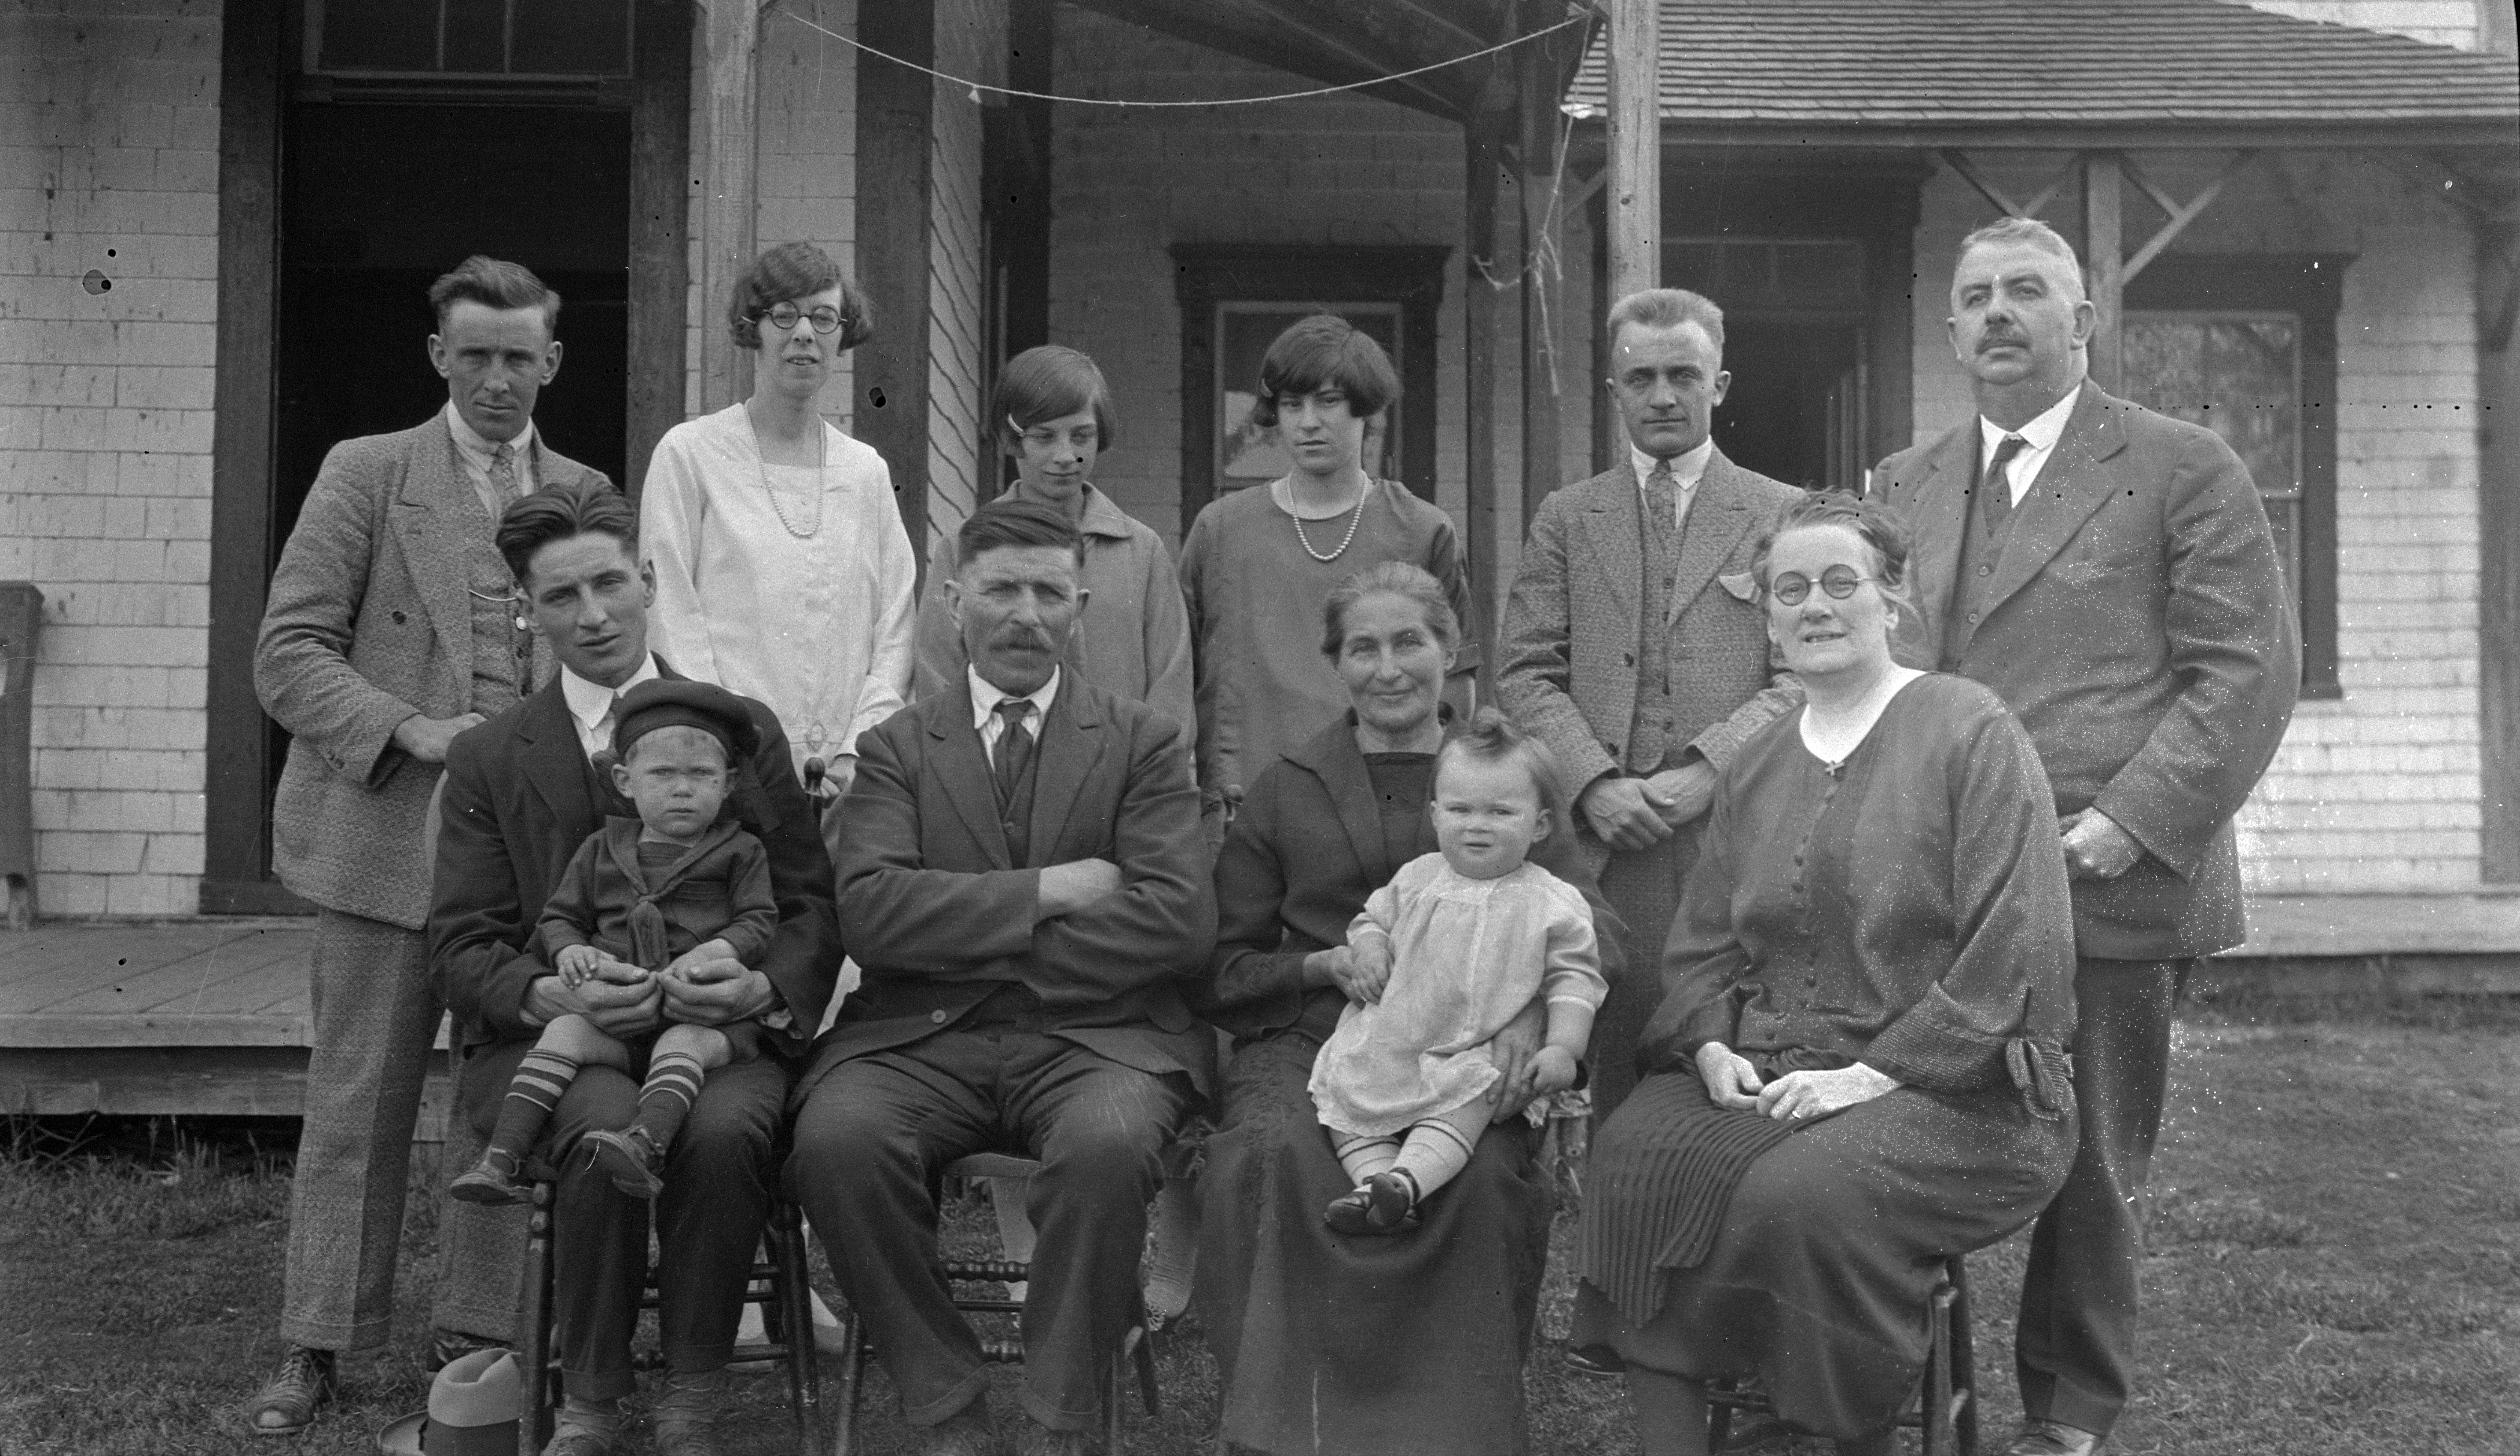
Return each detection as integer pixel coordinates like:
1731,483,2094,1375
392,420,488,694
1982,384,2126,619
927,684,1013,870
518,682,598,842
1026,683,1105,867
1668,451,1757,625
1572,471,1643,624
1897,426,1975,664
1292,718,1394,887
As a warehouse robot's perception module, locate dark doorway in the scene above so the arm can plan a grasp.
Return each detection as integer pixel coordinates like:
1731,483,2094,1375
1712,317,1864,491
275,102,631,542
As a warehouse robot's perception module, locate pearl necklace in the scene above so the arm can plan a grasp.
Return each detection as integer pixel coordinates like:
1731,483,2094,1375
745,407,825,539
1279,477,1368,563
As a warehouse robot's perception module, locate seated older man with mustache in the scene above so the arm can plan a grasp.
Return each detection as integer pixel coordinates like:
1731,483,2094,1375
785,497,1216,1456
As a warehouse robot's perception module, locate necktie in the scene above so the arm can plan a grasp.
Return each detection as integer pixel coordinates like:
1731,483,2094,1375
1643,461,1681,549
490,441,525,510
993,698,1036,810
591,692,620,761
1982,434,2028,534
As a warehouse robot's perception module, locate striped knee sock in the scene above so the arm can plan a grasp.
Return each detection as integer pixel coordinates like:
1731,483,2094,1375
1331,1131,1402,1187
631,1049,708,1154
486,1047,580,1158
1390,1116,1479,1201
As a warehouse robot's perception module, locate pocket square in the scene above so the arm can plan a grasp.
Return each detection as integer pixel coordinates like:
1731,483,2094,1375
1717,571,1759,603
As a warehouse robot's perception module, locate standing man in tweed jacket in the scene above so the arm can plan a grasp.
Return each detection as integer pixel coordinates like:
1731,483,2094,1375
247,256,609,1435
1498,288,1804,1123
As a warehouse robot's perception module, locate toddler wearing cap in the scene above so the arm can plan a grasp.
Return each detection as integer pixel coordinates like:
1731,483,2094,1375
452,680,780,1204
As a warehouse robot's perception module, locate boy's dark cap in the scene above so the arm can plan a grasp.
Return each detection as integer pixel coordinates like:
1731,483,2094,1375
610,679,762,764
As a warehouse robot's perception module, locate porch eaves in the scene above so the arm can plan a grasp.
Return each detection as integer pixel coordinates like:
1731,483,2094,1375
1562,0,2520,151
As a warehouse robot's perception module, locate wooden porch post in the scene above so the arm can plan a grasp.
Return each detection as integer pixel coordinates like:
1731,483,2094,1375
1519,0,1568,519
696,0,763,414
855,0,936,557
1466,92,1517,692
2480,209,2520,879
2083,151,2125,392
626,0,693,498
1605,0,1660,302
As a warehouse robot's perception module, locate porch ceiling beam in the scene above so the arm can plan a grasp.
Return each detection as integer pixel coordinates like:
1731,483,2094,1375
1065,0,1464,118
1240,0,1470,116
2118,150,2257,283
1936,150,2073,220
1374,0,1500,52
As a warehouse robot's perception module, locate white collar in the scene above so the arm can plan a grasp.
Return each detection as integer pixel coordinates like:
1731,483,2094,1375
562,654,661,735
1630,435,1715,493
1979,387,2079,458
444,401,538,469
968,664,1060,732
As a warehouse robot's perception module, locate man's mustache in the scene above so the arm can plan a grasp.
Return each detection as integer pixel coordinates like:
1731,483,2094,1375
1977,330,2028,351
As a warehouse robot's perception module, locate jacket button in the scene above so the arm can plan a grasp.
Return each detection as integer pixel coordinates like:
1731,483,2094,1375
391,610,407,624
1977,565,1992,577
929,1010,949,1024
1966,611,1981,623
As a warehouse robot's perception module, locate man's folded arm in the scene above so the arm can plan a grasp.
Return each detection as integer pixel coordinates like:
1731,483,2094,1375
833,715,1041,973
1031,713,1216,1007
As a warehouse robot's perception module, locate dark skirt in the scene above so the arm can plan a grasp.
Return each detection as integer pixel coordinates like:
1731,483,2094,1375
1195,1032,1554,1456
1574,1070,2077,1440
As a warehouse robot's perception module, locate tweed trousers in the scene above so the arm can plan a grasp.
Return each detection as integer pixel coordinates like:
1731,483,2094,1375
279,908,520,1350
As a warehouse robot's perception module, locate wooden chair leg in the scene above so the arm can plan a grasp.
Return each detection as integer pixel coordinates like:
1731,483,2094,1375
830,1303,864,1456
1131,1321,1161,1416
518,1179,556,1456
1923,1277,1958,1456
773,1200,825,1456
1948,1256,1978,1456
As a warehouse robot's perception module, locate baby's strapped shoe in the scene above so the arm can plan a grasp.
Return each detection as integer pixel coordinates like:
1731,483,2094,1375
582,1125,667,1200
449,1146,530,1205
1323,1168,1421,1235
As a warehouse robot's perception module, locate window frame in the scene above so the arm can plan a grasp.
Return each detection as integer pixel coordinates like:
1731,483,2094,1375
2124,253,2348,699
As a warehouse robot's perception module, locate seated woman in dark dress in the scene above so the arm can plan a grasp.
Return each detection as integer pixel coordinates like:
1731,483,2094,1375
1574,494,2081,1456
1192,561,1623,1456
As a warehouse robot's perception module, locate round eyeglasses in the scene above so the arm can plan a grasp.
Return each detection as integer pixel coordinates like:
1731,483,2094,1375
761,303,845,335
1768,565,1878,606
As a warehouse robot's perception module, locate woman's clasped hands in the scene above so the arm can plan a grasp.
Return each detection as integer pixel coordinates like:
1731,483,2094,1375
1695,1041,1899,1123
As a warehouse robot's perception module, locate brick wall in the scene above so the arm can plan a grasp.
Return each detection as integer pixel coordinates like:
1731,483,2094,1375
924,0,1000,553
0,0,219,917
1907,150,2483,892
2233,0,2484,50
1046,6,1469,547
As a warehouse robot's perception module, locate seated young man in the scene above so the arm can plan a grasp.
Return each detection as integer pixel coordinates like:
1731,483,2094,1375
432,481,840,1456
786,498,1214,1456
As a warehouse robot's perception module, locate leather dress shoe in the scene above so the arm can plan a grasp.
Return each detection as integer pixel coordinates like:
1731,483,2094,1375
539,1427,626,1456
2003,1418,2104,1456
651,1368,726,1456
246,1345,335,1436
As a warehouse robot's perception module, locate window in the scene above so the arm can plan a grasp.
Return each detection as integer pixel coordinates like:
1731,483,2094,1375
306,0,633,80
2124,256,2345,698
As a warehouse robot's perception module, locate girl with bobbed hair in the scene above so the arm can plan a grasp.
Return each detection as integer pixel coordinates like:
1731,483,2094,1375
641,241,915,843
911,345,1194,741
1178,314,1474,828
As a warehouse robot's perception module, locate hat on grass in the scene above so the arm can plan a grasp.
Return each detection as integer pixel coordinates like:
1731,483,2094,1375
610,678,762,765
377,1346,520,1456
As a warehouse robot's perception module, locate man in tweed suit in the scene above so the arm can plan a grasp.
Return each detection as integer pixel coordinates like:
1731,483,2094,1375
1499,288,1804,1125
248,256,608,1435
1872,217,2297,1456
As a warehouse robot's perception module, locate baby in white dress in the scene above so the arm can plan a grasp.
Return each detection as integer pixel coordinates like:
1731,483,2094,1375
1310,710,1607,1234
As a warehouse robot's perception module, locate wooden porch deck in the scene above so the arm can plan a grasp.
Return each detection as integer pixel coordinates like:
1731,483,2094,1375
0,918,452,1131
2,894,2516,1121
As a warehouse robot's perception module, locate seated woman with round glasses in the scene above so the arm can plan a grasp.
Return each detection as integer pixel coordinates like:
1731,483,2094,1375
641,242,917,854
1572,493,2081,1456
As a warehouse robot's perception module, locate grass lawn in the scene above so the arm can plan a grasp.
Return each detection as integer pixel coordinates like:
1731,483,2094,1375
4,1006,2515,1455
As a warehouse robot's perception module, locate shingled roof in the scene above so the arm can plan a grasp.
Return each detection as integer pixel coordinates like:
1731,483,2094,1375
1563,0,2520,145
